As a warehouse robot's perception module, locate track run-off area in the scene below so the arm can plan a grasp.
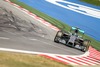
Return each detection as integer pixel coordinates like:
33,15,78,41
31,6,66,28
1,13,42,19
19,0,100,41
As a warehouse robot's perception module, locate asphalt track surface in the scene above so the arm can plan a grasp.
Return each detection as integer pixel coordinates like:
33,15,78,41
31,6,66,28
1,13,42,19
0,0,84,55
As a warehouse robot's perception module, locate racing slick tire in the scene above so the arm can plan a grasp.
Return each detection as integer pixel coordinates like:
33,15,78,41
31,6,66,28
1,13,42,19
54,31,63,43
81,40,90,52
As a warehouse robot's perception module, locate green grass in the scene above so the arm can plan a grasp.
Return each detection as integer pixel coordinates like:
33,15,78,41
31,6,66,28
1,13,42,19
80,0,100,6
9,0,100,51
0,51,72,67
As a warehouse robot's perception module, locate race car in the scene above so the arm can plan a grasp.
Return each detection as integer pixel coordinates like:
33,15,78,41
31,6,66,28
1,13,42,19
54,27,91,52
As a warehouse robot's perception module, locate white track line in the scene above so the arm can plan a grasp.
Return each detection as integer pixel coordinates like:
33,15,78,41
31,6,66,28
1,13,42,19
29,38,38,41
0,37,10,39
0,47,69,56
0,47,89,57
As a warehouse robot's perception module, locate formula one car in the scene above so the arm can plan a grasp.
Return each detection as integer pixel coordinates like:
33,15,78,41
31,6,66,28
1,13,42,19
54,27,91,52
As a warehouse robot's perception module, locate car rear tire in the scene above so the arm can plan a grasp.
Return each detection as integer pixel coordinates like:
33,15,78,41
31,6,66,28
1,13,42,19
54,31,62,43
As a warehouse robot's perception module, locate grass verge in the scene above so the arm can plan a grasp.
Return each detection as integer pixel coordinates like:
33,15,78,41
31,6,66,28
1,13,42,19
0,51,72,67
80,0,100,6
9,0,100,51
